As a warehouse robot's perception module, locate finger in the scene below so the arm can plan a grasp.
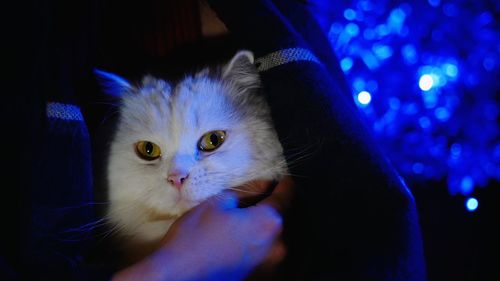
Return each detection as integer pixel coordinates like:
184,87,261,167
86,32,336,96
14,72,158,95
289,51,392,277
246,204,283,243
259,175,295,214
260,239,286,269
211,190,239,210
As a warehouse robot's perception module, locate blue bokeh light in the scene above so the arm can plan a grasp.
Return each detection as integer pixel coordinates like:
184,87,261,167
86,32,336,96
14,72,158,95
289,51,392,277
340,57,354,72
412,162,424,174
460,177,475,195
357,91,372,105
443,63,458,78
344,9,357,21
428,0,441,8
419,74,434,91
345,23,360,37
324,0,500,195
402,44,418,65
465,197,479,212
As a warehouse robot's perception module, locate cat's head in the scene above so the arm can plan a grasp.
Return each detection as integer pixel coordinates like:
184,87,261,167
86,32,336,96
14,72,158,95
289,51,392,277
96,51,286,222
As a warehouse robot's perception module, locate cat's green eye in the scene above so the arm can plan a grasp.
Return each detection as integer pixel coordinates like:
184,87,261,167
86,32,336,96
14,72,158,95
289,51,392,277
198,130,226,152
135,141,162,161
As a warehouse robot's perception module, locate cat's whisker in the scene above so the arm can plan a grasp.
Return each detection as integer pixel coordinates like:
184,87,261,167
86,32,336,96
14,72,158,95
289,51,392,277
226,187,269,195
61,218,110,234
91,101,120,107
284,145,319,162
96,222,124,242
278,171,307,178
99,109,120,126
56,201,111,211
57,216,119,242
63,200,147,242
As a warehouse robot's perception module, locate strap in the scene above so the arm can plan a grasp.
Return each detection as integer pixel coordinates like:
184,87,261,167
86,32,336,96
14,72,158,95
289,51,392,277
46,102,84,121
255,47,320,72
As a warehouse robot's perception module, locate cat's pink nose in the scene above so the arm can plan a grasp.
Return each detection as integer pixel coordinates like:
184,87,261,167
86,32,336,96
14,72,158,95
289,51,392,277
167,172,189,189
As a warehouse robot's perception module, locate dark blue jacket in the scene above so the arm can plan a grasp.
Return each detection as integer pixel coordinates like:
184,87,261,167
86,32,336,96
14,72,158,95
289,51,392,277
208,0,426,280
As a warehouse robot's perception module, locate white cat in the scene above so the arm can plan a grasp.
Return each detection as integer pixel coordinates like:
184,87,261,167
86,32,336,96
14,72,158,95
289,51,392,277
96,51,287,262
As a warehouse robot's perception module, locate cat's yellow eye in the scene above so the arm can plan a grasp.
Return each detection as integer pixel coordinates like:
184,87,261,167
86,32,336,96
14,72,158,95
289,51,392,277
198,130,226,152
135,141,162,161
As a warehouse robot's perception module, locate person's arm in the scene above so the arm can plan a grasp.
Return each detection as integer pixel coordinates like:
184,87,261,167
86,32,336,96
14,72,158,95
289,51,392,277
112,177,293,281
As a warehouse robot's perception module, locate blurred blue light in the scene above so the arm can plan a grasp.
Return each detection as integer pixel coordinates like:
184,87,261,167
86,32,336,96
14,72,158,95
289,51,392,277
435,107,450,121
389,98,401,110
340,57,354,72
375,24,390,37
344,9,357,21
388,8,406,33
478,12,493,26
443,63,458,77
428,0,441,7
322,0,500,195
358,0,373,11
483,57,495,71
412,163,424,174
372,44,393,60
419,74,434,91
361,51,380,69
389,8,406,23
460,176,474,195
465,197,479,212
431,69,445,87
402,44,418,64
419,117,431,129
329,23,343,35
357,91,372,105
403,103,418,115
422,91,437,108
450,143,462,158
345,23,360,36
353,78,365,91
418,116,431,129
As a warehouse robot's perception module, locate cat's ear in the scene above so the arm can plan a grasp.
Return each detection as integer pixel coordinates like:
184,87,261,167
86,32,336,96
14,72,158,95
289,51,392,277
222,50,260,89
94,69,133,97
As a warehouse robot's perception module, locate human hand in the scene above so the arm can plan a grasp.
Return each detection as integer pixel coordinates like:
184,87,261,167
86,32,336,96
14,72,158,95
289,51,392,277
112,176,294,281
234,176,295,279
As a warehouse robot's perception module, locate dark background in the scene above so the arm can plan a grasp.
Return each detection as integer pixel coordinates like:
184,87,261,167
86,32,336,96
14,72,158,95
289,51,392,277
412,181,499,281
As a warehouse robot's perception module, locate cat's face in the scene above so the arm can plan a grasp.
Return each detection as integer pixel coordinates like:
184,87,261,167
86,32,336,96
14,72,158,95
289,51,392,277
103,51,286,241
109,76,266,216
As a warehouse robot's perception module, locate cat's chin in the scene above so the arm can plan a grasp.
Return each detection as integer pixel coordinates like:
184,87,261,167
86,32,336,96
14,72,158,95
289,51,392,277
144,197,200,224
146,208,180,222
173,197,201,213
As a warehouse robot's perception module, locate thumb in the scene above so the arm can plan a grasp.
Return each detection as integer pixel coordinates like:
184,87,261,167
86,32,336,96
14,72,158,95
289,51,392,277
208,190,239,210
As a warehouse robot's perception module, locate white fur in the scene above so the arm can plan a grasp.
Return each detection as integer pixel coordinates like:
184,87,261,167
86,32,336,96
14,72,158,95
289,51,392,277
105,51,287,259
